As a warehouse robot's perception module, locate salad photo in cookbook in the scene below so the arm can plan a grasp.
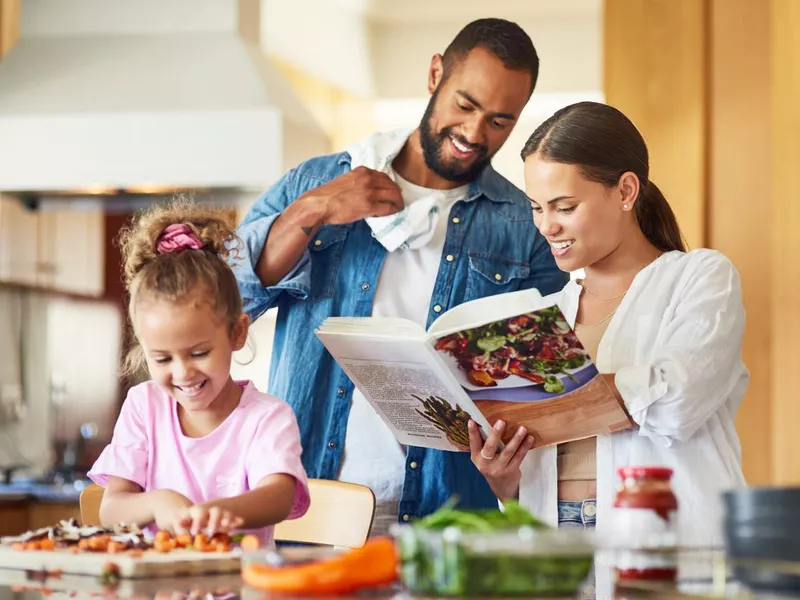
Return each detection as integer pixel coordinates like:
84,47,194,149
315,288,633,452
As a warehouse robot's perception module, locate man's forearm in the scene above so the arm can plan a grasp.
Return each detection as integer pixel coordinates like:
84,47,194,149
256,196,326,287
202,475,297,530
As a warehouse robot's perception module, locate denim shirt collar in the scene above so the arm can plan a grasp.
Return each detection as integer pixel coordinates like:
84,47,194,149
338,128,513,205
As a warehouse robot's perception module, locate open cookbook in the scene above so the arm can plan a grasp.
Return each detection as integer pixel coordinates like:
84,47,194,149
315,288,633,452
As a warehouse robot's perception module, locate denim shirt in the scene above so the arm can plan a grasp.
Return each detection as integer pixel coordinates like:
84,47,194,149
232,141,568,522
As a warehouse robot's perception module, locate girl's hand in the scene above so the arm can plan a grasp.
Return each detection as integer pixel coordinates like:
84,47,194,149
151,489,194,532
174,505,245,536
468,419,535,501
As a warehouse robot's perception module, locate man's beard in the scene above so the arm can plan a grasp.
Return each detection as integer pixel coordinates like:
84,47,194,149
418,90,492,185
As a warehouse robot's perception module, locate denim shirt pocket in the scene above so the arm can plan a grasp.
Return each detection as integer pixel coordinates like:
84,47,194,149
308,225,350,300
465,253,532,301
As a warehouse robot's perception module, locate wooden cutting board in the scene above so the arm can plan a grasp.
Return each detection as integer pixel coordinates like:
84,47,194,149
0,567,242,598
0,546,241,578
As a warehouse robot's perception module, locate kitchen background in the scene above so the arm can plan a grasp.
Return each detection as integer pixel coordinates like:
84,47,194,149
0,0,797,532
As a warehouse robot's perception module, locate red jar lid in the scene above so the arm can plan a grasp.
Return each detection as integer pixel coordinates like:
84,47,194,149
617,466,673,480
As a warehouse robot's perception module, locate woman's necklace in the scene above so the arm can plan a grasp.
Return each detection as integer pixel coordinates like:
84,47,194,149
575,308,617,328
578,279,626,301
575,280,623,327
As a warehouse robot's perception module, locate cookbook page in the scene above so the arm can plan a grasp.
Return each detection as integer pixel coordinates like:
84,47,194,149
316,331,493,451
427,304,632,446
426,287,544,339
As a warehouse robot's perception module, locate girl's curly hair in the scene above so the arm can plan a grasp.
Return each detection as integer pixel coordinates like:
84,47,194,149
118,197,242,377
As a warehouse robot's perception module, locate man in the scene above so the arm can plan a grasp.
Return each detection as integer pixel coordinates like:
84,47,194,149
232,18,568,534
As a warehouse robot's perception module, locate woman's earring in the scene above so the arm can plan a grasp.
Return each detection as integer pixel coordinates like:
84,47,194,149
623,204,629,210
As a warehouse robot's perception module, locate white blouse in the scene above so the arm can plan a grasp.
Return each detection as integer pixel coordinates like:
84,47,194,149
519,249,748,549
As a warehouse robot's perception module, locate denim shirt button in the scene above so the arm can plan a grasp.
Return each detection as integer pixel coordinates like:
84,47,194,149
433,304,442,313
452,217,460,224
361,283,370,291
402,514,410,522
445,255,454,262
409,461,418,469
337,387,346,396
494,273,503,281
328,441,338,449
314,239,322,247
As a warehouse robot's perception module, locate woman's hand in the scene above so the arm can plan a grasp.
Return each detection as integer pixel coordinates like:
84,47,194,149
468,419,535,501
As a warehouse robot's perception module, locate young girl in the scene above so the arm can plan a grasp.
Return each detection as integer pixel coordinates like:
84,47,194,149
88,200,310,543
468,101,747,549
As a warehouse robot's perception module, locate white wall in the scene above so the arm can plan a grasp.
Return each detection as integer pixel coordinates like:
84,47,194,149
19,0,238,36
230,310,277,393
0,290,53,472
261,0,375,95
369,14,601,99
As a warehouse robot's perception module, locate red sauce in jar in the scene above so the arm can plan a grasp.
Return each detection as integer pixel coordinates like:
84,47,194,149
613,466,678,521
612,466,679,583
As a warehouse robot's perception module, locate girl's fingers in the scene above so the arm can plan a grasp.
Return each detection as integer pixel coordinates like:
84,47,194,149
205,506,223,536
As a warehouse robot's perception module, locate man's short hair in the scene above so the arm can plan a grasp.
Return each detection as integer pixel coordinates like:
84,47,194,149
442,18,539,94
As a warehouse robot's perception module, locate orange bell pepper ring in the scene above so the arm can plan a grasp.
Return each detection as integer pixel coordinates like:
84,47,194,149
241,536,398,594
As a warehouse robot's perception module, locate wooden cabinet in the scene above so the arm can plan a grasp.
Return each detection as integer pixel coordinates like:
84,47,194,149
37,210,104,296
28,502,81,531
0,196,38,286
0,500,81,537
0,500,28,537
0,195,105,296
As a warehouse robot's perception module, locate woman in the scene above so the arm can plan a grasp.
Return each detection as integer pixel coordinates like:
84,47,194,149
467,101,747,548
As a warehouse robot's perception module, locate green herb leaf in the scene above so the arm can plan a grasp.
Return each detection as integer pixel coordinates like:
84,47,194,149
477,335,506,352
543,374,565,393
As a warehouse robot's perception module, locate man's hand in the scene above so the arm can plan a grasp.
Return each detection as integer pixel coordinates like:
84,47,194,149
255,166,405,287
306,166,404,227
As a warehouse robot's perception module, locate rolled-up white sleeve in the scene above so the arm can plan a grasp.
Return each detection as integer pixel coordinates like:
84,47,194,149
615,253,747,446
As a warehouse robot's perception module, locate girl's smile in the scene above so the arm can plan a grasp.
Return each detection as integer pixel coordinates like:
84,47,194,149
134,292,249,428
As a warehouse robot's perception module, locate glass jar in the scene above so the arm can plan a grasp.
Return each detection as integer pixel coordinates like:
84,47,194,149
610,466,678,582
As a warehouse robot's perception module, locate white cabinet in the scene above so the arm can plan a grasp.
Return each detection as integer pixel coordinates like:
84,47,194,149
0,195,105,296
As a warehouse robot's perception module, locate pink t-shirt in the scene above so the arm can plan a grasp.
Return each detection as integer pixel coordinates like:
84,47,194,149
88,380,310,545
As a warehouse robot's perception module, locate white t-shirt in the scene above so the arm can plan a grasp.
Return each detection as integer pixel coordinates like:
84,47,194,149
337,170,468,536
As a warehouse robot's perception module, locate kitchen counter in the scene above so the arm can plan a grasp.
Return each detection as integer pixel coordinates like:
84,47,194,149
0,483,83,538
0,548,788,600
0,572,762,600
0,482,84,504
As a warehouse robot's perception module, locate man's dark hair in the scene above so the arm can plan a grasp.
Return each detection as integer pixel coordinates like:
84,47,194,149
442,18,539,94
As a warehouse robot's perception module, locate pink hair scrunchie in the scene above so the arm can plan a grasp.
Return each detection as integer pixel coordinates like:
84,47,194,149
156,224,205,254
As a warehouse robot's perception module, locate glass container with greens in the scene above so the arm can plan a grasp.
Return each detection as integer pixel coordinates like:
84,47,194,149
392,500,594,596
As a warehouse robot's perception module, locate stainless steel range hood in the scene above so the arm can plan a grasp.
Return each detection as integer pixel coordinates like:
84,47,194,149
0,0,330,195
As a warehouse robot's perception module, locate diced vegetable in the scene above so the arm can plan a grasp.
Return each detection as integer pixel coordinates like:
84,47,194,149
242,536,397,594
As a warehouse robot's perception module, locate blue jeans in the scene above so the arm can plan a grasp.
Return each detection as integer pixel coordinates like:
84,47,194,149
559,500,597,599
557,499,597,528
